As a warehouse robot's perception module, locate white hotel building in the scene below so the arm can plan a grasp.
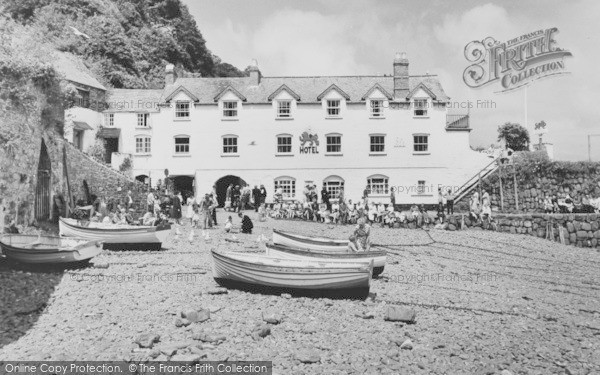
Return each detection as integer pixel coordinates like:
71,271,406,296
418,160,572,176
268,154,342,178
103,54,490,205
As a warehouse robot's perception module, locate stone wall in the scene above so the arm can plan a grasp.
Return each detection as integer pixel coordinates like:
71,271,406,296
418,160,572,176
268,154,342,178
457,153,600,213
444,213,600,249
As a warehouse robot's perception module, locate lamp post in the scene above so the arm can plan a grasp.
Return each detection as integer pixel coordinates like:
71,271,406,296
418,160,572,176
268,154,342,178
589,134,600,162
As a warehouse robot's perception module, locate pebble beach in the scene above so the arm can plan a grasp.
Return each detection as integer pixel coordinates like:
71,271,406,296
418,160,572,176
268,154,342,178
1,210,599,374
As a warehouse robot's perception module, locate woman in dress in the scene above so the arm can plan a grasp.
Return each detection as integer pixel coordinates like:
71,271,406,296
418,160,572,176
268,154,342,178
186,195,195,225
171,191,182,225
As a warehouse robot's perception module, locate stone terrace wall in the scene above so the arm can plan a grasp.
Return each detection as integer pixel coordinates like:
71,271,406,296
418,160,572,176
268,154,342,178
456,152,600,213
445,213,600,248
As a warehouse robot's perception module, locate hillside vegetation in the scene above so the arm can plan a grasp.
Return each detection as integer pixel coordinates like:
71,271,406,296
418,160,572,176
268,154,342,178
1,0,246,89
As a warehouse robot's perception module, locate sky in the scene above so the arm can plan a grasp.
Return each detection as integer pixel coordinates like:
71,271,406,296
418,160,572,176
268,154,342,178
183,0,600,161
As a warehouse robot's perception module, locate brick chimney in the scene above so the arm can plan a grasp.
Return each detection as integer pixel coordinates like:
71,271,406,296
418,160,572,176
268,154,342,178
248,59,261,86
165,64,176,86
393,52,409,100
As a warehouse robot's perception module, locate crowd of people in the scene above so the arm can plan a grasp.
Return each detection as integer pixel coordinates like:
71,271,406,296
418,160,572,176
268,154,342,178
543,193,600,214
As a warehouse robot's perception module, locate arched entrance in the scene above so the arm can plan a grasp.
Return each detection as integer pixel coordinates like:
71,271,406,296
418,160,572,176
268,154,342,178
135,174,149,184
35,139,52,221
171,176,195,202
215,175,247,207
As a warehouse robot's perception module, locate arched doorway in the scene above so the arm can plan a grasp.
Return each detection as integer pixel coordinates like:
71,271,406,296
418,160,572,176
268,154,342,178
35,139,52,221
135,174,149,184
215,175,247,207
171,176,195,202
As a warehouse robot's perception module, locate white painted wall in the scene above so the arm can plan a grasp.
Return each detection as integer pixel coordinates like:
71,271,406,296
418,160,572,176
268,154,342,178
111,90,489,204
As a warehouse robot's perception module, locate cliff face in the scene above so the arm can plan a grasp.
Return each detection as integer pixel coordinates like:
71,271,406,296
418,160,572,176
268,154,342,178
2,0,246,89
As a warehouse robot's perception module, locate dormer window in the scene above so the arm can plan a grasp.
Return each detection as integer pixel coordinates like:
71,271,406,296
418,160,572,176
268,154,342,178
370,100,384,118
223,101,238,118
413,99,428,117
277,101,291,118
326,100,341,117
175,101,190,118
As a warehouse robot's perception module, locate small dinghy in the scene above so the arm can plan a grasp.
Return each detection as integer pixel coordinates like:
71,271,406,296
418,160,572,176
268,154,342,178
59,217,170,250
211,249,372,293
266,243,387,277
272,229,348,252
0,234,102,264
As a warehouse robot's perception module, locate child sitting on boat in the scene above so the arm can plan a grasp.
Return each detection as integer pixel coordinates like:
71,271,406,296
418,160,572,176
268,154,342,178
240,213,254,234
353,218,371,251
348,235,359,252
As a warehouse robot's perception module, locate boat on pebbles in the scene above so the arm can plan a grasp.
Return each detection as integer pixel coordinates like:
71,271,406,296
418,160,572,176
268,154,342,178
265,243,387,277
0,234,102,265
273,229,350,253
59,217,170,250
211,249,372,296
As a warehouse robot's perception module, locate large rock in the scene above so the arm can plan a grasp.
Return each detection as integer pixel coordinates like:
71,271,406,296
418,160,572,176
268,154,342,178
251,324,271,340
384,306,416,323
262,311,283,325
581,222,592,231
566,222,575,233
135,333,160,348
400,339,413,350
576,231,589,239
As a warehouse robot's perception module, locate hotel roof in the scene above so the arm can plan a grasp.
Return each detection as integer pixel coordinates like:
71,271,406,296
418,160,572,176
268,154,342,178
105,74,450,111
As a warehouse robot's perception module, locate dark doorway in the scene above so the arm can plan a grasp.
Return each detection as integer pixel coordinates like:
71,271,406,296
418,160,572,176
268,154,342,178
171,176,195,202
104,138,119,164
215,175,247,207
35,139,51,221
136,174,149,184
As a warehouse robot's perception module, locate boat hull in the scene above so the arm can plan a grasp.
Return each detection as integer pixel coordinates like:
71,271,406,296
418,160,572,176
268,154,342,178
265,243,386,277
273,229,349,253
211,250,371,291
59,218,170,250
0,235,102,264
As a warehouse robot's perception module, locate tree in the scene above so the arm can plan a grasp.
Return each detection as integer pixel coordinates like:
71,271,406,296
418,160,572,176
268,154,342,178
497,122,530,151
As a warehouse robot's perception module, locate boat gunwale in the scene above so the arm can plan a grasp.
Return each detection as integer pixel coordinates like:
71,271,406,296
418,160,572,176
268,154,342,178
273,229,348,246
60,217,171,233
211,249,372,274
266,243,386,258
0,234,99,253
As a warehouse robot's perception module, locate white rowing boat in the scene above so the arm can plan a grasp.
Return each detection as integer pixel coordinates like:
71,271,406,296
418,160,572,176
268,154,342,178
59,217,170,250
265,243,386,276
272,229,348,252
0,234,102,264
211,249,372,291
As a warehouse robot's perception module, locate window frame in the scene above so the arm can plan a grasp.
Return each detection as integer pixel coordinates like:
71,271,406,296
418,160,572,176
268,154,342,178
221,135,239,156
175,101,190,119
417,180,427,195
369,134,386,155
323,175,345,201
326,99,341,118
413,98,429,117
413,133,430,154
105,113,114,127
369,99,385,118
76,88,90,108
135,135,152,155
137,113,150,128
174,135,190,155
222,100,239,118
367,175,389,196
274,176,296,199
276,134,293,155
325,133,342,155
276,100,292,119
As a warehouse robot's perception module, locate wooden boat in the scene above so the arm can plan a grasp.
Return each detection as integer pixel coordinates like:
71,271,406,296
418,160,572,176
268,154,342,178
0,234,102,264
265,243,386,277
273,229,349,252
211,249,372,291
59,217,170,250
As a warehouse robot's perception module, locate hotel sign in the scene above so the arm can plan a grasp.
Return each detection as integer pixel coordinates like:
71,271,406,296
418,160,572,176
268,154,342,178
299,131,319,154
463,27,572,92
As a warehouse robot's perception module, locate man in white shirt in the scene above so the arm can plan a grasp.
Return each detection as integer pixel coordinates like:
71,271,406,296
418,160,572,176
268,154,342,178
146,189,155,213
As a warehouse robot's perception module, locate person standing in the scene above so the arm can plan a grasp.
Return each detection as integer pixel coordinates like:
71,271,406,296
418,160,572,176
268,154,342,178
338,188,345,205
210,193,218,225
252,185,261,212
186,195,195,225
437,188,444,213
171,191,182,225
225,184,233,211
146,189,155,213
389,189,395,208
232,185,241,213
126,190,134,210
446,189,454,215
321,186,330,211
201,193,212,229
259,184,267,206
